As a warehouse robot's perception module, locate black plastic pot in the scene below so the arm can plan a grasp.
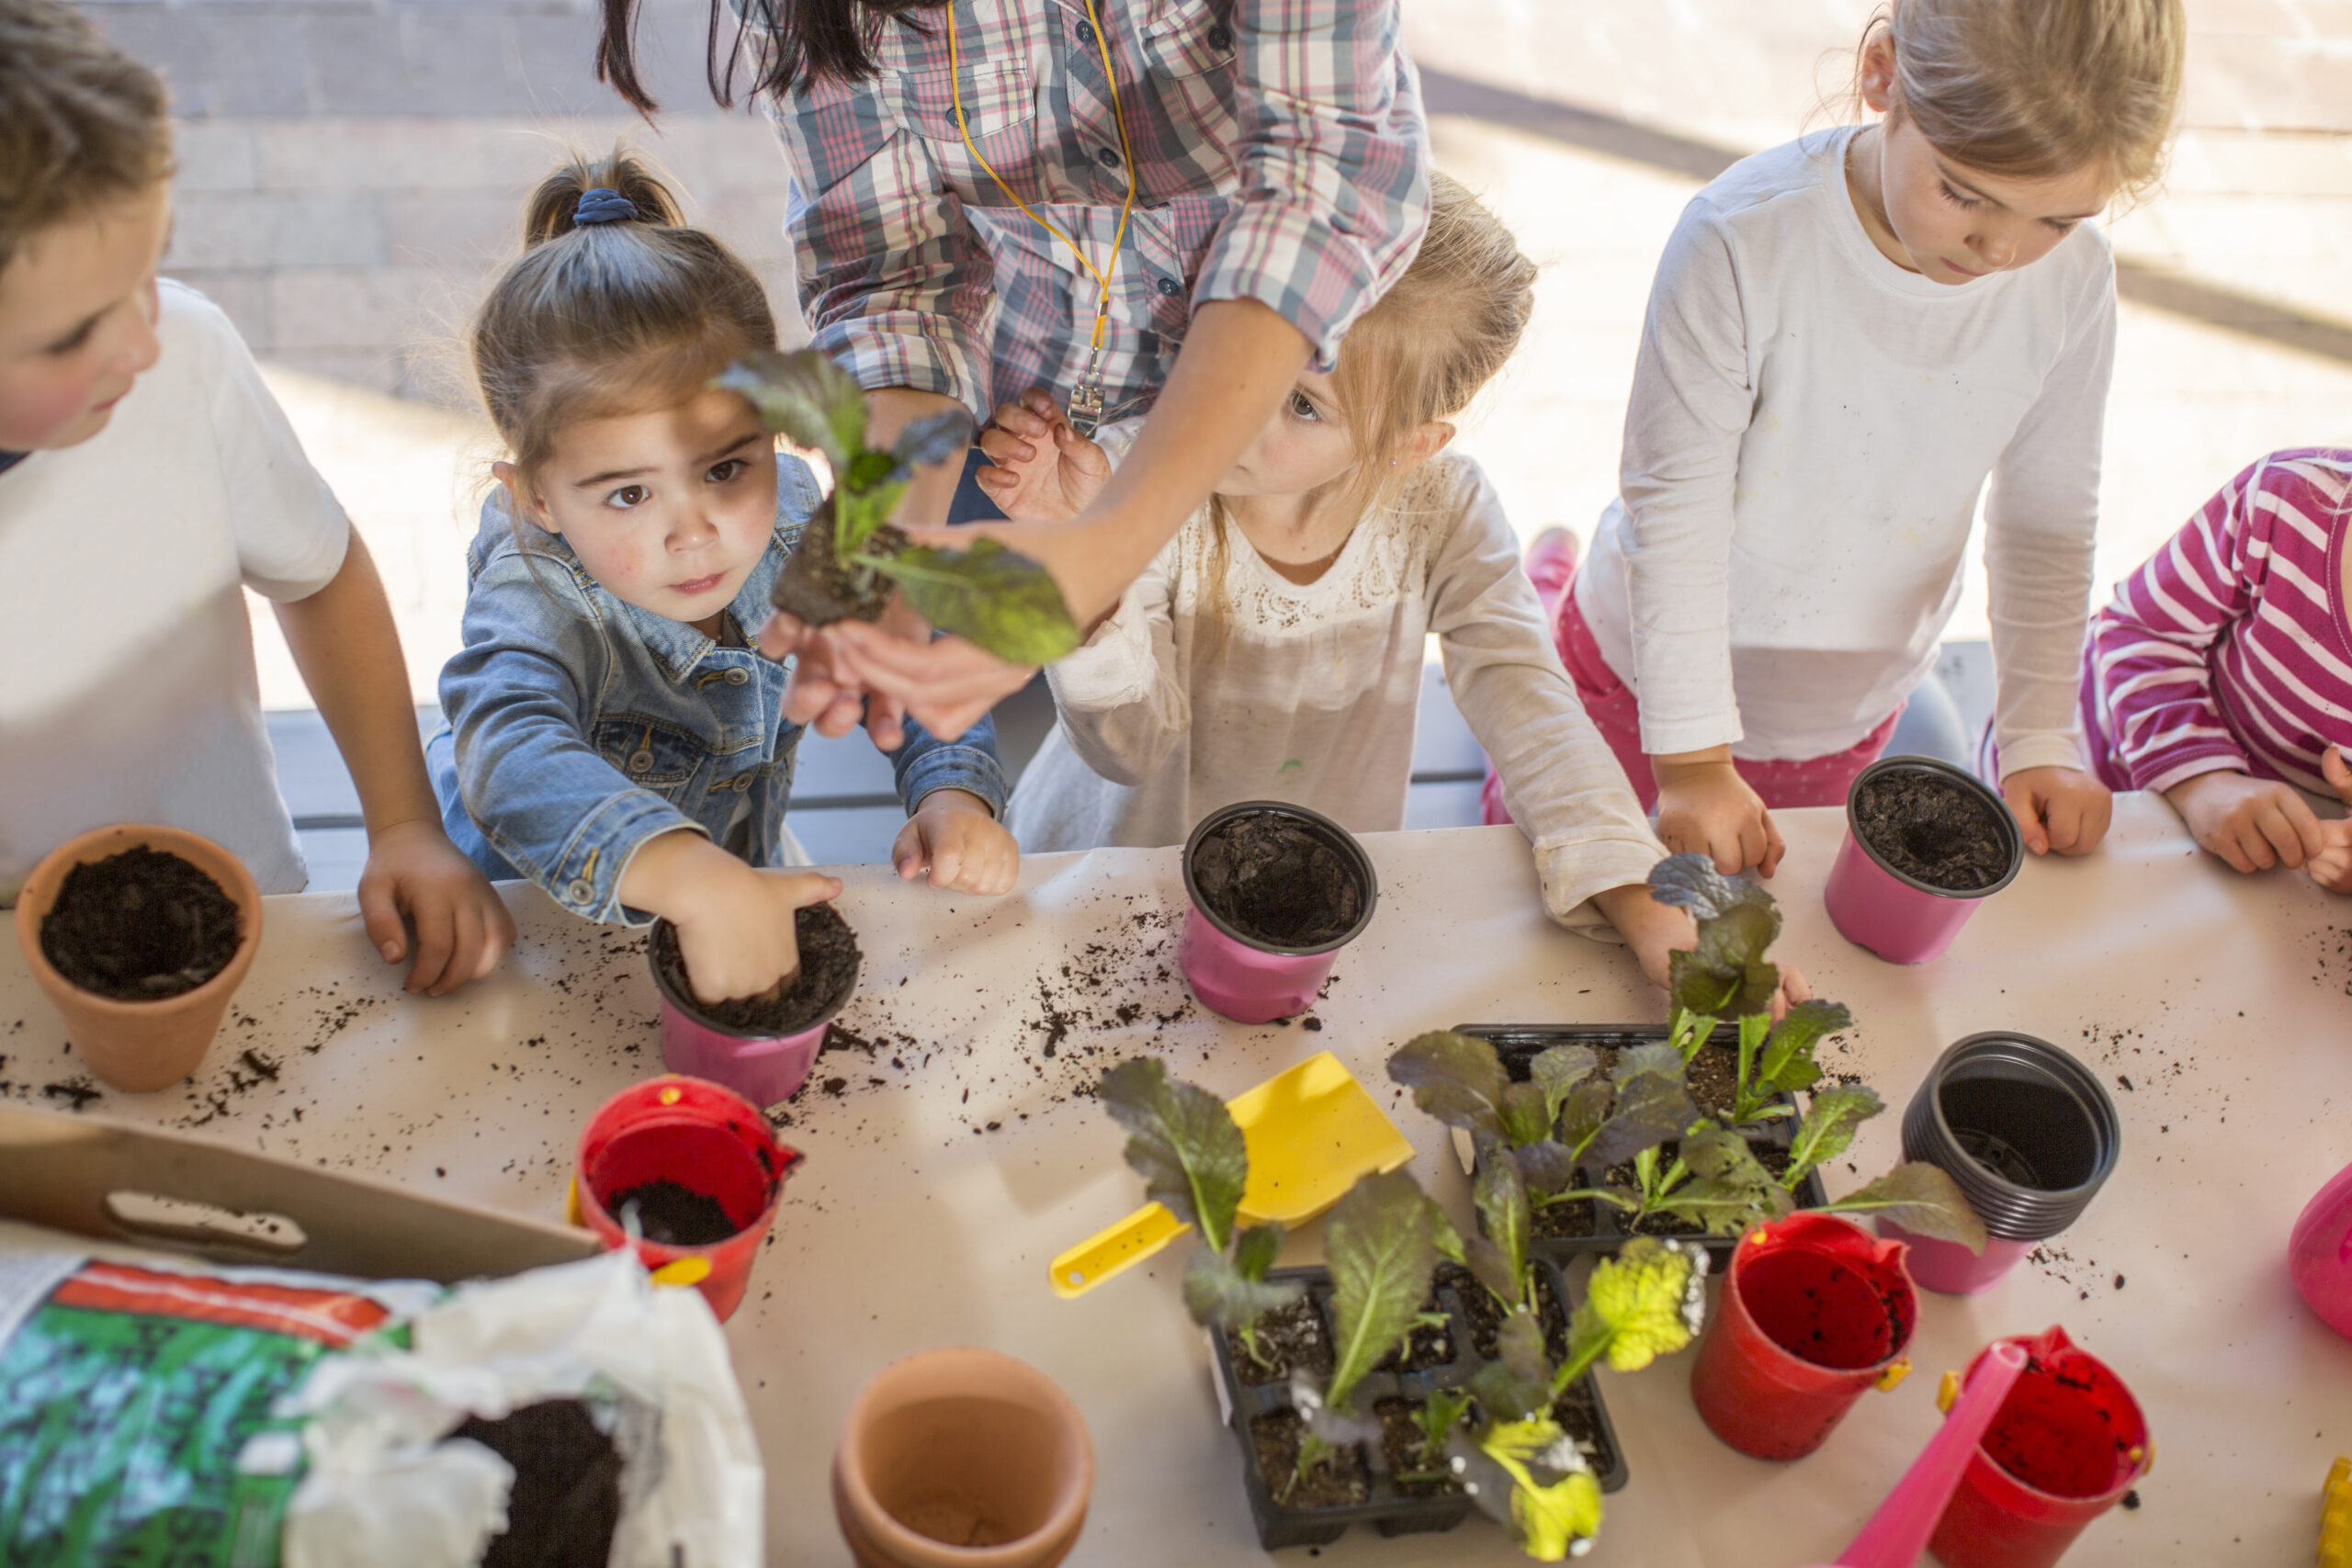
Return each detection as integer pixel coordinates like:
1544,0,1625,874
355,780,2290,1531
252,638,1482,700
1455,1024,1831,1269
1902,1031,2120,1240
1206,1259,1626,1551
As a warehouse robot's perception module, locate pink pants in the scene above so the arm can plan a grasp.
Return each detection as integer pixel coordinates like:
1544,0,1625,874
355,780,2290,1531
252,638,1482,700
1481,554,1903,825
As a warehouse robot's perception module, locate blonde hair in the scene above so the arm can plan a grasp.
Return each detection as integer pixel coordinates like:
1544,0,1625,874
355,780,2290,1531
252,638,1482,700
1853,0,2186,202
1199,174,1536,628
0,0,174,272
471,148,777,490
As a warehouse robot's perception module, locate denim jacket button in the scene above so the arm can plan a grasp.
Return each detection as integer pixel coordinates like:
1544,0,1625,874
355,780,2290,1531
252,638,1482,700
724,667,751,685
628,750,655,773
733,773,755,793
565,878,594,905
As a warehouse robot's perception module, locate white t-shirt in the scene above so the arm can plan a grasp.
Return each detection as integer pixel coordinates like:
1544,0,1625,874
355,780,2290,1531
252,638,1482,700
1007,443,1666,930
0,281,348,900
1575,125,2114,769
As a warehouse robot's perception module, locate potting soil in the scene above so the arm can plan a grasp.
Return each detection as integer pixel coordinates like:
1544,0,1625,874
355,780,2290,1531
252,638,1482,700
768,513,901,628
1192,811,1363,947
40,846,241,1000
609,1178,740,1246
1229,1293,1332,1387
453,1400,623,1568
1374,1400,1463,1497
1250,1408,1371,1509
1852,769,2011,891
653,902,860,1033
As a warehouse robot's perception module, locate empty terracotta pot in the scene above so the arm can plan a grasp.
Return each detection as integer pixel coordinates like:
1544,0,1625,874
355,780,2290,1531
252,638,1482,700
12,824,263,1092
833,1347,1092,1568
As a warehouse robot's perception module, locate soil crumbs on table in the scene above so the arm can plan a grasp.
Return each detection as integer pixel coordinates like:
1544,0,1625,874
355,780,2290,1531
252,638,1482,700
451,1400,622,1568
654,903,858,1033
40,847,240,1000
1231,1293,1331,1386
1252,1409,1370,1509
1851,768,2010,891
1376,1400,1462,1497
609,1179,738,1245
1191,810,1363,947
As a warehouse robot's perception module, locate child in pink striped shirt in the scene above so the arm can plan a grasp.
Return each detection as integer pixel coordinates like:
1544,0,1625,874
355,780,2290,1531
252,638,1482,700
2082,448,2352,888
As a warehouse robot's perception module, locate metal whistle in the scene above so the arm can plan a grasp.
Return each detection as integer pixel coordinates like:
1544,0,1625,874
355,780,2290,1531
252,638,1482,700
1067,382,1104,439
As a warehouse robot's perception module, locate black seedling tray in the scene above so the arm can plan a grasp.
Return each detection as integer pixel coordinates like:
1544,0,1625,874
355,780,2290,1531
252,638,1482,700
1454,1023,1831,1269
1206,1258,1627,1551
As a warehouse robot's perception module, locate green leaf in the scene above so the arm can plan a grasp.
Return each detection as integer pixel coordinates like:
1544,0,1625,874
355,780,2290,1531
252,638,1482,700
1426,1197,1467,1267
876,537,1083,665
713,347,865,471
1098,1058,1246,1253
1530,1045,1598,1127
1387,1031,1510,1139
1612,1042,1685,1085
889,406,977,474
1646,852,1774,921
1183,1245,1305,1332
1758,999,1854,1091
1418,1388,1473,1456
1323,1169,1438,1413
1563,1236,1710,1383
1465,1315,1552,1422
1513,1139,1580,1197
1457,1419,1604,1561
1668,902,1782,1021
1554,1080,1613,1159
1654,1127,1783,1236
1583,1068,1698,1171
1233,1222,1284,1282
1498,1082,1554,1148
1825,1161,1989,1253
1783,1084,1885,1186
1473,1144,1531,1307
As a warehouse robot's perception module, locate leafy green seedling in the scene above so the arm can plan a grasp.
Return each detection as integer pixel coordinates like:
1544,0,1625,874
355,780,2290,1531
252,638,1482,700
1099,1058,1302,1368
716,347,1081,664
1288,1168,1439,1493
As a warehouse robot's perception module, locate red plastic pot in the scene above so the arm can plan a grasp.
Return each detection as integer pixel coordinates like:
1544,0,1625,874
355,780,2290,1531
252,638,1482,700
571,1076,801,1322
1928,1326,2151,1568
1689,1214,1917,1461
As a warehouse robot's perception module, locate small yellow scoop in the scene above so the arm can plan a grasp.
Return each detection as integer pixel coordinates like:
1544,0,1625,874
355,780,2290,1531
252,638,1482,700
1049,1050,1415,1300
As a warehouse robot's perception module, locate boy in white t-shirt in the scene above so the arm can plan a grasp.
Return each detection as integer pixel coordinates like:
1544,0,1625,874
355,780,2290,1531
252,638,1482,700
0,0,511,995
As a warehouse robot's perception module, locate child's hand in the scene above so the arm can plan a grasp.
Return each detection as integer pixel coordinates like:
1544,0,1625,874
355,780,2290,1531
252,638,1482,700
357,819,517,997
673,862,845,1004
2001,765,2112,857
2165,767,2324,873
894,789,1019,895
2308,819,2352,894
974,389,1113,524
1653,751,1784,877
1593,881,1811,1016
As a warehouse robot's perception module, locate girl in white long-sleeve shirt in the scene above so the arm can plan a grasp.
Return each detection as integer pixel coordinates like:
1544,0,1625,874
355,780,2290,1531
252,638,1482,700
980,176,1696,987
1490,0,2185,878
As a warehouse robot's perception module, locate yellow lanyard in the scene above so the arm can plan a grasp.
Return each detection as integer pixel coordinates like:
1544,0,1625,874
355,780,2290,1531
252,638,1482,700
948,0,1139,435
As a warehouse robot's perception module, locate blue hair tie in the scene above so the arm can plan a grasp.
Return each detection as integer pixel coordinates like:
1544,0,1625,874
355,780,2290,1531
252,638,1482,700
573,187,639,226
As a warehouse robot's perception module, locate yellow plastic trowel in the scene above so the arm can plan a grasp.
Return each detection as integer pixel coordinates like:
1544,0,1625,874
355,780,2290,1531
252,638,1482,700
1049,1050,1415,1300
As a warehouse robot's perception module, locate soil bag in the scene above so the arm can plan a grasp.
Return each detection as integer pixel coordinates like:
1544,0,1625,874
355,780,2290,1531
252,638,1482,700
0,1224,761,1568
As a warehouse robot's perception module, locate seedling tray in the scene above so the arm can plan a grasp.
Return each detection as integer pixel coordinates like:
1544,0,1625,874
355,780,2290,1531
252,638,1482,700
1455,1023,1831,1269
1206,1258,1627,1551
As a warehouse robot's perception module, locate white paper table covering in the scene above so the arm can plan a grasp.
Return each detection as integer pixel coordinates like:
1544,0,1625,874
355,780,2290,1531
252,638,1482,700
0,795,2342,1566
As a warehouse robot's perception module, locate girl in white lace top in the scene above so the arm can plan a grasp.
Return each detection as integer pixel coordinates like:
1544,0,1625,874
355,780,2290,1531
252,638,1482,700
982,176,1696,985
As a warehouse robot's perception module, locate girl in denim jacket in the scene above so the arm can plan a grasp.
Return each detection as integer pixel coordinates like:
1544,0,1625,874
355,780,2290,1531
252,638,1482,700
428,151,1017,1005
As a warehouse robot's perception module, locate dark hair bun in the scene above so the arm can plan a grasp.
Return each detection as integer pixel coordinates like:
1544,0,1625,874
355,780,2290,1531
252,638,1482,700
521,148,684,247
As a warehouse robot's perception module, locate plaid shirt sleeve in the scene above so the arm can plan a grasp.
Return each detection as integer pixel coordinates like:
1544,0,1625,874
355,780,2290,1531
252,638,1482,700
1192,0,1430,367
771,74,998,416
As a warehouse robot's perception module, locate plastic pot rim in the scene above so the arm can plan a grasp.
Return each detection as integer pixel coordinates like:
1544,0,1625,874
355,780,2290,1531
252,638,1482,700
1905,1032,2120,1240
13,822,264,1019
648,915,860,1042
1844,756,2025,901
1181,800,1379,958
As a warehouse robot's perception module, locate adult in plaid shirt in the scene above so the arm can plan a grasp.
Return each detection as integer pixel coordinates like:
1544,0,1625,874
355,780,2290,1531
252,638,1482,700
597,0,1430,740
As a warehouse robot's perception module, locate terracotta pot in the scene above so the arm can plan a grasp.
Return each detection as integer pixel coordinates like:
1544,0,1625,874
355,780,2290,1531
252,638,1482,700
12,824,262,1093
833,1348,1092,1568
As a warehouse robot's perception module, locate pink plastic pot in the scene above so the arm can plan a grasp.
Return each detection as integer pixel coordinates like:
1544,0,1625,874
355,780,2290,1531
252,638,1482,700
2291,1158,2352,1338
649,917,856,1107
1928,1326,2151,1568
1690,1214,1917,1461
1179,802,1376,1025
1825,758,2021,964
1878,1225,2031,1295
571,1076,801,1322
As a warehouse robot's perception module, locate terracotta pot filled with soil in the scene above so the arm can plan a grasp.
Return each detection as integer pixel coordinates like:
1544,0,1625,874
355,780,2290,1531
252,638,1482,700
1825,757,2022,964
1207,1260,1626,1551
771,502,902,628
1928,1326,2151,1568
12,824,263,1092
649,902,861,1108
1687,1213,1917,1461
1452,1024,1830,1269
1884,1032,2119,1295
1179,801,1377,1024
571,1076,802,1322
831,1346,1092,1568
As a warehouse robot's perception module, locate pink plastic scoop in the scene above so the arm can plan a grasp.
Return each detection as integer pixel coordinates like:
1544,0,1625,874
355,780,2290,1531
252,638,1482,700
1806,1338,2031,1568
